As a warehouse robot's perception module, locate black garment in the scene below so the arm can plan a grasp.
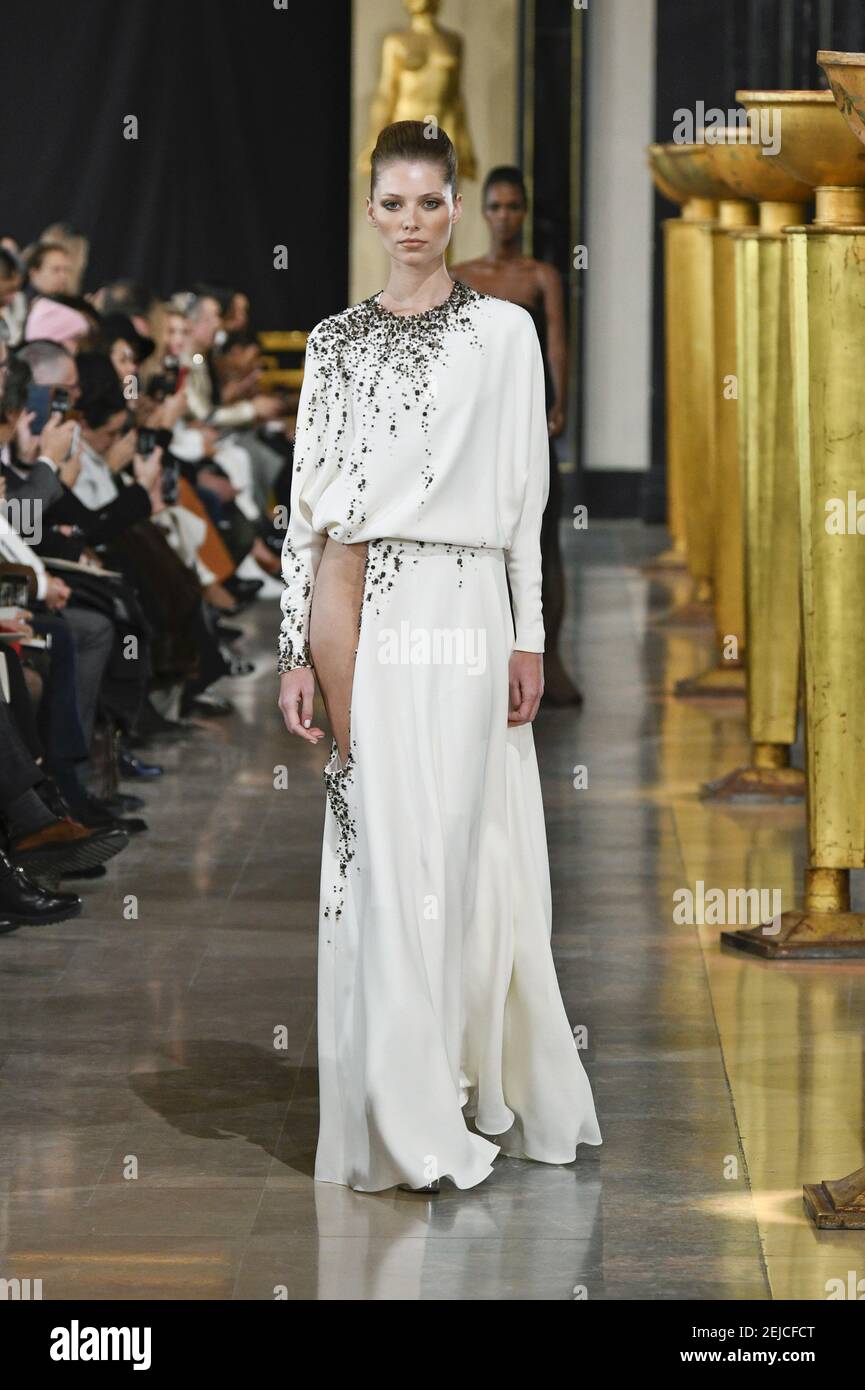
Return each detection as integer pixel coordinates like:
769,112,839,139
524,297,556,412
4,787,55,839
104,520,202,685
2,644,43,761
39,478,152,553
522,297,562,553
0,697,43,810
29,612,90,765
1,456,64,513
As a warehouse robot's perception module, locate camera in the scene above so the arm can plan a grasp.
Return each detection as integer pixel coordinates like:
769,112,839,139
147,354,181,402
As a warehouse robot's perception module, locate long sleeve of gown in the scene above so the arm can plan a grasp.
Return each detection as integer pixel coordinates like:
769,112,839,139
504,324,551,653
278,324,351,672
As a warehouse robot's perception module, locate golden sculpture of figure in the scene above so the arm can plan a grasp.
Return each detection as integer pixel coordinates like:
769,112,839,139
358,0,477,179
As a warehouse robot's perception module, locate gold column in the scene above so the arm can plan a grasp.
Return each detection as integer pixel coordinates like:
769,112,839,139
721,88,865,957
708,213,806,785
675,183,756,697
662,213,715,607
695,122,811,793
646,148,714,571
645,146,734,627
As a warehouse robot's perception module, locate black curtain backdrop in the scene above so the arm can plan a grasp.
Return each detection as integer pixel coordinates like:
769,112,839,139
0,0,351,329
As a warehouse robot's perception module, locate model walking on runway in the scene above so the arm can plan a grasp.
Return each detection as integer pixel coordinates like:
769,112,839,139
277,120,601,1193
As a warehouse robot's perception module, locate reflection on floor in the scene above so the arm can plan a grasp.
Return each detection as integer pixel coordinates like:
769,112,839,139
0,520,861,1300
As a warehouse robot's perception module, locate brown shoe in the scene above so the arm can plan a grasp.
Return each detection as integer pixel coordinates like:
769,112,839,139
202,581,239,612
12,817,129,875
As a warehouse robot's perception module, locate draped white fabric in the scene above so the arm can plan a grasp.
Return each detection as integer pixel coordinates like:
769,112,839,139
313,540,602,1192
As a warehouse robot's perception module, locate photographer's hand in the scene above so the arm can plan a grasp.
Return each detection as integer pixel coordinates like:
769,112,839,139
14,409,40,463
39,412,76,468
57,441,82,488
132,445,162,496
106,427,137,473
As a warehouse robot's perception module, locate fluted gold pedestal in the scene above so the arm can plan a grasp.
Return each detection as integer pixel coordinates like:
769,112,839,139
803,1167,865,1229
737,79,865,1227
652,591,713,629
722,210,865,957
671,185,755,683
721,868,865,957
654,212,716,622
703,200,808,794
674,663,745,699
646,145,734,623
701,743,806,802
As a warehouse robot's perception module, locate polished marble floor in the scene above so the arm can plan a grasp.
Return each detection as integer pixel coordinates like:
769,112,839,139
1,520,863,1300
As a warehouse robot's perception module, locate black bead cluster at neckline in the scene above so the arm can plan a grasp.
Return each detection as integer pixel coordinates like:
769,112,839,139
370,278,473,322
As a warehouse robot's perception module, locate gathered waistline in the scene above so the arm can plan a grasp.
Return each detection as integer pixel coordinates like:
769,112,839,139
361,536,505,559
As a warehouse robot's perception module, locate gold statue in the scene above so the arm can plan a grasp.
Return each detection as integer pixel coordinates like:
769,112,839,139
358,0,477,179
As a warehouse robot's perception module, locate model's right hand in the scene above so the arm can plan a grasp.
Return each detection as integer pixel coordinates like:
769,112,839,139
278,668,325,744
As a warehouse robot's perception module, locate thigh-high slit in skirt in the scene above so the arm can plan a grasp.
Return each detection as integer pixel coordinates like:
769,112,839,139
308,536,602,1193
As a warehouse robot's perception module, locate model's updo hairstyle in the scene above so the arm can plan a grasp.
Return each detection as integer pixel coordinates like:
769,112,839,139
369,120,458,199
482,164,528,207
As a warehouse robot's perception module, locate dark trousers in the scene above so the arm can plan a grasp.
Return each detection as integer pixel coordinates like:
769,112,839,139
0,692,42,809
29,614,90,765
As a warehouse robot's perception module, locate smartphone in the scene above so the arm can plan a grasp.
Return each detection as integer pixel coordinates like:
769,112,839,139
160,454,180,504
67,421,80,461
24,384,54,435
137,427,158,457
52,387,73,417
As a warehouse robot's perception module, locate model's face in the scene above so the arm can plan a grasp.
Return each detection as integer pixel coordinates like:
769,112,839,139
368,161,460,264
483,182,527,241
31,250,71,295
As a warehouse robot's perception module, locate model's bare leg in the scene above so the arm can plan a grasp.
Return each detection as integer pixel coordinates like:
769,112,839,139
309,538,369,767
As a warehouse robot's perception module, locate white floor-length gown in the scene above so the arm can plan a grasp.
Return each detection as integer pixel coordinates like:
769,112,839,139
278,278,602,1192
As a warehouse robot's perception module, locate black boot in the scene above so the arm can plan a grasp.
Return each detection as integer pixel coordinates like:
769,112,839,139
0,851,82,927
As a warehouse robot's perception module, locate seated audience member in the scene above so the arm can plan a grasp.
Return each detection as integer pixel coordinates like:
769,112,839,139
24,298,92,354
223,290,251,335
166,294,284,584
36,225,89,295
0,220,287,937
97,314,155,390
25,242,72,302
0,249,26,347
89,280,155,340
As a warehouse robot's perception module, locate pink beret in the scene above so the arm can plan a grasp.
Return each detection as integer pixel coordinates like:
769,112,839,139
25,296,90,346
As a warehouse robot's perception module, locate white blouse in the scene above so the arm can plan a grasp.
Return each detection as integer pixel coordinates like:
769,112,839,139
277,278,550,672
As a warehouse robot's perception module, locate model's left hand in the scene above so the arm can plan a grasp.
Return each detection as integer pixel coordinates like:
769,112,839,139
508,650,544,725
547,404,566,439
